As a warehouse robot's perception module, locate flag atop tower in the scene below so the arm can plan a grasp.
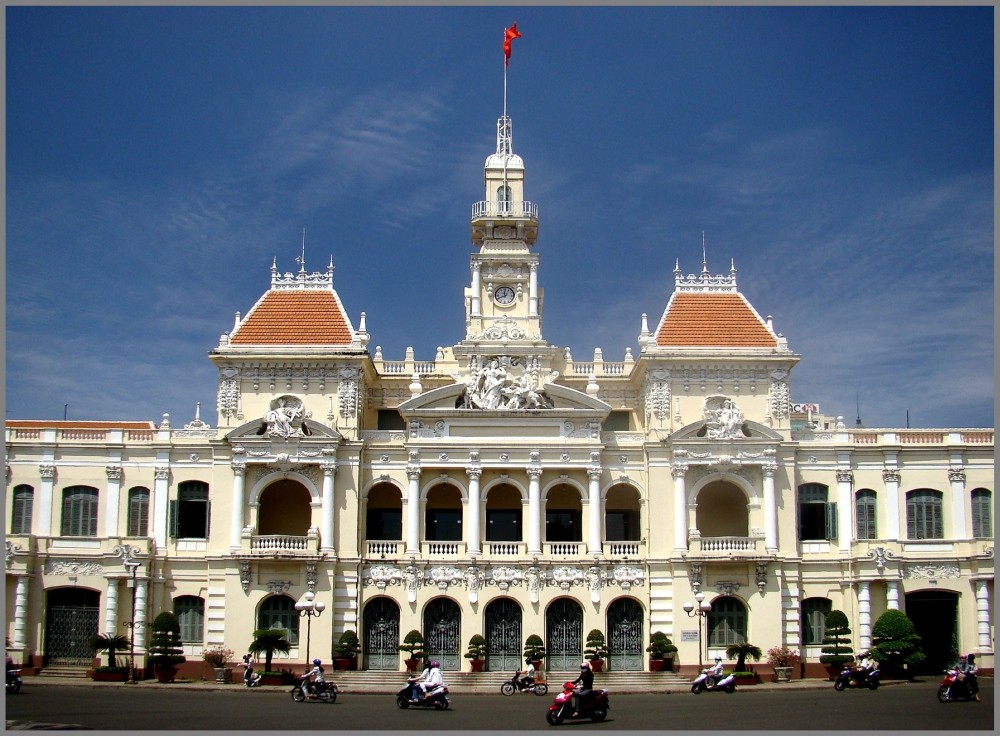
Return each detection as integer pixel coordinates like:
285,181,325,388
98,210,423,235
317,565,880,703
503,23,521,67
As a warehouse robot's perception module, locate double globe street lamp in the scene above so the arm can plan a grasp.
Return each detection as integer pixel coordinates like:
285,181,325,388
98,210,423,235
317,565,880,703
682,591,713,668
294,591,326,666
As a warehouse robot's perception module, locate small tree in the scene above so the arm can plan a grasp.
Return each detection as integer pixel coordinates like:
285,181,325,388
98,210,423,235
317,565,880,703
148,612,186,668
248,628,291,673
819,610,855,667
523,634,546,661
871,609,924,679
646,632,678,661
726,641,763,673
335,630,361,659
89,633,130,669
398,629,425,663
464,634,487,660
584,629,608,661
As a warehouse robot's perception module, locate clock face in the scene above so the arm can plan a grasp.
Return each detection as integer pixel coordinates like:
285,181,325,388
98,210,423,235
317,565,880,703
494,286,516,305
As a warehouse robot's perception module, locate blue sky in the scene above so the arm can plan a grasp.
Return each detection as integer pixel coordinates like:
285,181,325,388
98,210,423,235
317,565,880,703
6,5,994,429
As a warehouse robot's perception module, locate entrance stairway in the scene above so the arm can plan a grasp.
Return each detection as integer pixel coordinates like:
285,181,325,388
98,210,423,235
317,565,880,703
37,664,90,679
328,669,689,695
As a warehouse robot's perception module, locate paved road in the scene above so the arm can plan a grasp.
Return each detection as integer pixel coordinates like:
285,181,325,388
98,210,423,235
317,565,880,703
5,680,993,731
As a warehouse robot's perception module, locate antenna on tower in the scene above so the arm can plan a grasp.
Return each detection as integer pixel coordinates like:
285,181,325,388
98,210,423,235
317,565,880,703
855,392,863,428
701,231,709,274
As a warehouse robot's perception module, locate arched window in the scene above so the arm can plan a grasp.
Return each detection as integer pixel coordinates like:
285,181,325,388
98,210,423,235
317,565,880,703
258,595,300,646
61,486,98,537
496,184,511,212
906,489,943,540
855,489,877,540
11,484,33,535
170,481,210,539
127,487,150,537
798,483,836,541
800,598,832,645
707,598,747,647
174,596,205,644
971,488,992,539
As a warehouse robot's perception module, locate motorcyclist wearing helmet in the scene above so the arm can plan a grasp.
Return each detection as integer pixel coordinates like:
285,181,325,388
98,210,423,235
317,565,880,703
417,659,445,701
706,656,725,679
570,661,594,716
302,658,325,696
522,657,536,690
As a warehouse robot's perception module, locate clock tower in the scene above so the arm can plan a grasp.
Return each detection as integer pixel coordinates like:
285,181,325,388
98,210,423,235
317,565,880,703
462,115,546,350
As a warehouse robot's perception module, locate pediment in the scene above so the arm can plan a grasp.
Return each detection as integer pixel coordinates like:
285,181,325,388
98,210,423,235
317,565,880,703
225,417,343,441
670,418,783,442
398,380,610,416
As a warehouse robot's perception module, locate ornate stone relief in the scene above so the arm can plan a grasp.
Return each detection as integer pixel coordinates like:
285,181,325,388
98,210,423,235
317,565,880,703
240,561,252,594
548,565,585,592
487,565,524,594
755,562,768,593
45,559,103,577
644,369,671,421
769,370,790,419
458,355,553,410
715,581,741,596
264,396,309,438
866,546,897,575
905,563,960,579
882,469,900,484
265,580,292,594
6,541,23,570
218,366,240,420
465,565,485,604
948,468,967,483
607,565,644,595
338,367,360,419
425,565,465,593
364,564,404,594
703,396,746,439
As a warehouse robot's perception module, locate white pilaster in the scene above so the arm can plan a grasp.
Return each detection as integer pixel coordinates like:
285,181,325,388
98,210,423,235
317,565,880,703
321,462,336,554
104,465,122,537
587,468,602,555
471,263,482,316
529,263,539,316
466,467,482,554
882,467,901,540
104,577,120,635
134,576,148,649
836,467,853,554
763,462,778,553
949,468,968,538
152,465,170,552
886,580,901,611
230,462,246,552
858,581,872,650
13,576,29,647
38,464,55,536
527,467,542,554
406,468,421,554
672,464,688,552
975,580,992,651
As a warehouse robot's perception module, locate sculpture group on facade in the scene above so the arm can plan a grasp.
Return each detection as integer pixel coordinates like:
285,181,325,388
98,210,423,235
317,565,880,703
460,358,553,410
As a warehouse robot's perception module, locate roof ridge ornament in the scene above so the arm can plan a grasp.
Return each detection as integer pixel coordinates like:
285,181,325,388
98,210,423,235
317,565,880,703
674,258,739,293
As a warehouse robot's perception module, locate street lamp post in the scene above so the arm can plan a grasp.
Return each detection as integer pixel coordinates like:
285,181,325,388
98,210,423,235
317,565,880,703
682,591,713,669
116,543,143,685
294,591,326,666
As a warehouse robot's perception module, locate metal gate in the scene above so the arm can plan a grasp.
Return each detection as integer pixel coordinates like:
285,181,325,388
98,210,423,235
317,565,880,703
546,598,583,670
485,598,522,672
45,605,100,665
423,598,461,671
607,598,644,671
363,597,400,670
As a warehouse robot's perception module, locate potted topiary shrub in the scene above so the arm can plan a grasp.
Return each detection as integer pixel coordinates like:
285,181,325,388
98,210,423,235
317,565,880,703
464,634,487,672
584,629,608,672
334,630,361,671
202,646,234,683
523,634,546,670
726,641,763,685
148,612,186,683
819,610,855,679
248,628,292,684
646,632,677,672
870,609,925,681
766,646,800,682
89,633,130,681
399,629,425,672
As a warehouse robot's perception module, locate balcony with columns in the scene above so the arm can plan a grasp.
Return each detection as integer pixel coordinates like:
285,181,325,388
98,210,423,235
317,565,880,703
241,526,322,557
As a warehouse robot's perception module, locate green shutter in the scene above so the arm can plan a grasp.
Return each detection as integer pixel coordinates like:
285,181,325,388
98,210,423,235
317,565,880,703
169,499,178,538
826,502,838,540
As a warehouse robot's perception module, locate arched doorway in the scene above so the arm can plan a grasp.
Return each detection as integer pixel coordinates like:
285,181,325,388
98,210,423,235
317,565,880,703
905,590,960,674
546,598,583,670
607,598,644,671
363,597,400,670
695,480,749,537
424,598,461,671
45,588,100,665
257,479,312,535
484,598,521,672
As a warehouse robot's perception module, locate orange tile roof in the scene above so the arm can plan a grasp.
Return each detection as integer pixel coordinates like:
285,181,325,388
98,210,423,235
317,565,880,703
230,291,354,346
5,420,156,429
655,292,777,348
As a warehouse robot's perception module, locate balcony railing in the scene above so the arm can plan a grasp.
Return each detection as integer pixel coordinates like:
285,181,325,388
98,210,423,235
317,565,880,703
367,540,403,557
471,200,538,221
694,536,760,555
544,541,585,556
604,541,642,557
250,535,314,555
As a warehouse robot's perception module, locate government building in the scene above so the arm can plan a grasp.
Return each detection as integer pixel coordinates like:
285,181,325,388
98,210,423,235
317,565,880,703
5,107,994,680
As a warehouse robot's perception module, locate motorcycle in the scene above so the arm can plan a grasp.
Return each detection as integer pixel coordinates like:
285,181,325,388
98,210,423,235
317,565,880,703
834,665,880,691
395,677,451,710
291,677,339,703
690,669,736,694
6,669,22,695
500,669,548,696
545,681,610,725
938,669,980,703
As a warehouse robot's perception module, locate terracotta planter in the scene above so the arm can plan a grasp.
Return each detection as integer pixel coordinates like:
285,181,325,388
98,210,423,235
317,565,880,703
734,676,758,686
334,657,355,671
590,659,604,672
260,675,285,686
91,670,128,682
469,658,485,672
649,659,665,672
153,664,178,683
403,657,422,672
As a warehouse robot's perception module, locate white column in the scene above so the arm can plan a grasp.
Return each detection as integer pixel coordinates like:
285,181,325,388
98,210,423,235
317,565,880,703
152,465,170,552
38,465,55,536
104,466,122,537
886,580,901,611
104,577,120,635
836,468,853,554
466,467,482,554
858,581,872,651
471,263,482,316
527,467,542,555
406,469,421,554
230,462,247,552
320,462,336,553
587,468,603,555
134,576,148,650
13,576,30,647
528,263,539,316
949,468,968,539
672,464,688,552
762,463,778,553
975,580,992,651
883,467,901,540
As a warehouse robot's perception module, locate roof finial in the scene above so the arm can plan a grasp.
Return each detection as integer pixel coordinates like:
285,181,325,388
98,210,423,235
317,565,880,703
296,228,306,273
701,231,709,275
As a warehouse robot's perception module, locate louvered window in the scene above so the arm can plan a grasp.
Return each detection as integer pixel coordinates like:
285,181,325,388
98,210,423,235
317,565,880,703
906,489,943,540
169,481,210,539
11,485,33,535
971,489,992,539
174,596,205,644
855,489,877,540
127,487,150,537
61,486,99,537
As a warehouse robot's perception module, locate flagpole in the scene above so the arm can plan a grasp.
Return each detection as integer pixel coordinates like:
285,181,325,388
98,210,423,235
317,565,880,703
502,26,508,211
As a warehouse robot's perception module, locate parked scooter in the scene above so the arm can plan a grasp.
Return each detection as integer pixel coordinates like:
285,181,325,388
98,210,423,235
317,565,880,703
834,665,880,691
690,668,736,694
500,669,549,696
395,676,451,710
291,677,339,703
938,669,980,702
545,681,610,725
5,668,22,695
